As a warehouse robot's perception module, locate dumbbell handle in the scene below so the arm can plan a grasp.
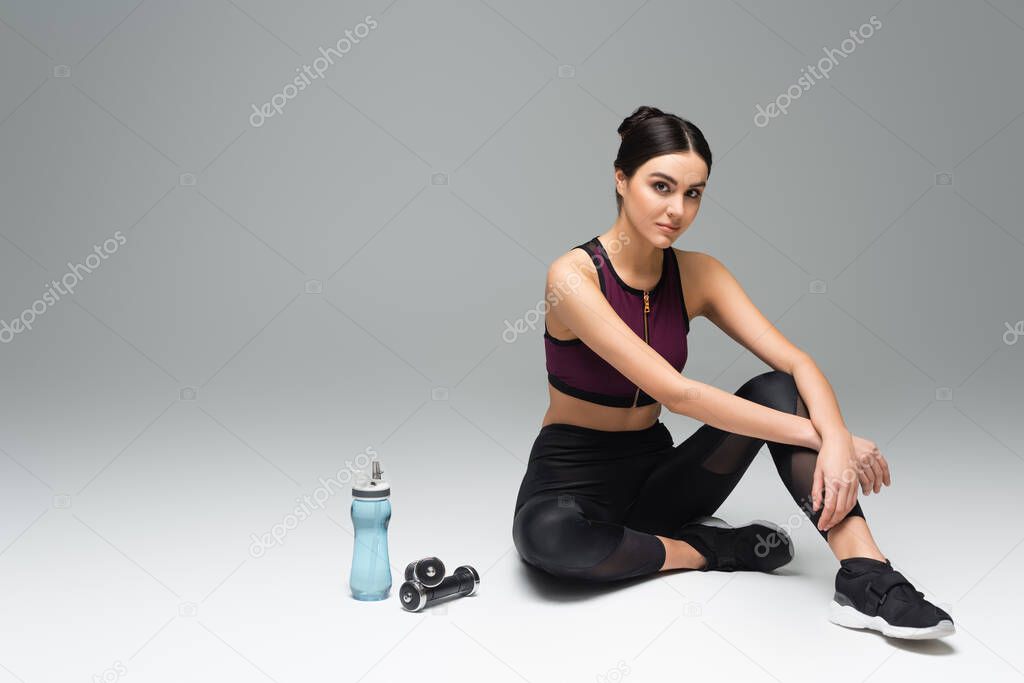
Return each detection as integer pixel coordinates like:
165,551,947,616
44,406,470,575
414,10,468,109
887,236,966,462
400,565,478,611
426,566,478,602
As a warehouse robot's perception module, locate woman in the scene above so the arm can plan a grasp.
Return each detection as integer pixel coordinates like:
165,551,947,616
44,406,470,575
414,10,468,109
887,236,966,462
511,105,954,640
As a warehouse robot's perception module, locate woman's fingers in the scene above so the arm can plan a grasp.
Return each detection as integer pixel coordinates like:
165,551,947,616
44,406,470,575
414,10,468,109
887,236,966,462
857,456,875,495
811,464,824,513
819,479,838,530
842,466,857,515
822,479,857,533
868,455,885,494
836,480,851,531
877,452,892,487
816,482,829,529
858,467,871,495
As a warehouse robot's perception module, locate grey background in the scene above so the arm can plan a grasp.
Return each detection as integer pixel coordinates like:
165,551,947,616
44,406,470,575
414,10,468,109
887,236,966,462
1,0,1023,681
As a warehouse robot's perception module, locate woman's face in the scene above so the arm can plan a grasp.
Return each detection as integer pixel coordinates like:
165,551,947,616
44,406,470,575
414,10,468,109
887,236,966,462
616,151,708,245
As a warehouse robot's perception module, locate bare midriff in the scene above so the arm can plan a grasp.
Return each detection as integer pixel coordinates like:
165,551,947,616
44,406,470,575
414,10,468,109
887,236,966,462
541,384,663,431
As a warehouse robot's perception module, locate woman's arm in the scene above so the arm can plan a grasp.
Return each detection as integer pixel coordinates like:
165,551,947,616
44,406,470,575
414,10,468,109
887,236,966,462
684,250,852,438
790,354,849,439
686,250,877,527
547,253,823,450
670,375,824,450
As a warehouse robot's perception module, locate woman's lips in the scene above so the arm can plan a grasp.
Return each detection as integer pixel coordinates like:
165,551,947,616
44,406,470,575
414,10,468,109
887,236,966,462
656,222,678,232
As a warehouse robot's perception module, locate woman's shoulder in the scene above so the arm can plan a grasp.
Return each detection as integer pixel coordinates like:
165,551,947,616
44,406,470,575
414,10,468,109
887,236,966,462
549,240,598,275
671,247,718,275
671,248,718,320
670,245,709,263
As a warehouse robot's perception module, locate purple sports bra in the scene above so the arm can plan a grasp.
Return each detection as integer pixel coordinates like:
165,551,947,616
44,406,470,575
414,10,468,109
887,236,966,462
544,236,690,408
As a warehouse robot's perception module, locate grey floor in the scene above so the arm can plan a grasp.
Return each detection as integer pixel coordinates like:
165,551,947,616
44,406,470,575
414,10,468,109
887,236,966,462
2,1,1024,681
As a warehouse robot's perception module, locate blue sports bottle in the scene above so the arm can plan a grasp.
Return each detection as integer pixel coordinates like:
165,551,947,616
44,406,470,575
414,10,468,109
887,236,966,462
349,459,392,601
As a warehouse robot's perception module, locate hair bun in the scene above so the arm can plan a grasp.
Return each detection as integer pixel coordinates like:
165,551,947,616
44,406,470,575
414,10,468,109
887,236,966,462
617,105,667,140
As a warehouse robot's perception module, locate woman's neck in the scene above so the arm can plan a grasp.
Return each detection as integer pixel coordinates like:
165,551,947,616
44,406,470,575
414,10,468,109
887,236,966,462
600,221,661,279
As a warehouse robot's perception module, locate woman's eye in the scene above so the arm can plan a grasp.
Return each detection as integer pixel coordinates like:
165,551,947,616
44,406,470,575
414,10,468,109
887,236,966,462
654,182,670,193
686,189,702,198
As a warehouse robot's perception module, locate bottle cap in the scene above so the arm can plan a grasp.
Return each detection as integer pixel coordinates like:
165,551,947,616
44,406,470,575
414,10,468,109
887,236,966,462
352,459,390,499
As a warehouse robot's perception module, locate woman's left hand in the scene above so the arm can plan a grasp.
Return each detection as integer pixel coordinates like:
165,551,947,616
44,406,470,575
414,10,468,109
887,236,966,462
811,432,860,532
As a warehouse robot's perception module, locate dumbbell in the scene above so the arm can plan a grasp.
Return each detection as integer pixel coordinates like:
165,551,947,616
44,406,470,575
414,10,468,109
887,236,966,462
404,556,445,588
399,565,479,612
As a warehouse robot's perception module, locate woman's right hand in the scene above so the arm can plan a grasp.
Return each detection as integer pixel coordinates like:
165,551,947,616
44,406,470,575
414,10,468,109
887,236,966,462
850,434,891,496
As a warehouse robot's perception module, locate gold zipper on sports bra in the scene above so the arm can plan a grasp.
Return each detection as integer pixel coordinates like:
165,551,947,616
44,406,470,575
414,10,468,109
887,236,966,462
631,290,651,407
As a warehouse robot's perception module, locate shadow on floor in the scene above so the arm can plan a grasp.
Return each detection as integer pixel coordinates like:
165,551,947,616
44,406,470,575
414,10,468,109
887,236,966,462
514,555,693,602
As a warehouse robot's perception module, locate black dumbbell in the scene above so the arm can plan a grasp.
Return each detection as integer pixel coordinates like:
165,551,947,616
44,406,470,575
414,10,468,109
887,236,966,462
404,556,445,588
399,565,479,612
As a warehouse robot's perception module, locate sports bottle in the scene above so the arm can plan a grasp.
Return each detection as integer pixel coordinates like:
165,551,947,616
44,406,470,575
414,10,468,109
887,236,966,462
349,459,392,600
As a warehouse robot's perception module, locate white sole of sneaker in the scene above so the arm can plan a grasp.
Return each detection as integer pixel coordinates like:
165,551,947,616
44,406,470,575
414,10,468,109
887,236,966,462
828,601,956,639
688,515,732,529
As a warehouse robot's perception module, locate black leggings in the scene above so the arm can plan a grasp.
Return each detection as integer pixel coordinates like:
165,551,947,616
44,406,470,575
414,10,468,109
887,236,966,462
512,370,866,582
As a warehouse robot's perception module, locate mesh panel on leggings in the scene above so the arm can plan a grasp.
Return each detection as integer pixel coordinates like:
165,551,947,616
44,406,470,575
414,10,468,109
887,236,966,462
688,391,865,541
697,431,760,475
768,394,819,519
559,524,666,582
767,393,864,539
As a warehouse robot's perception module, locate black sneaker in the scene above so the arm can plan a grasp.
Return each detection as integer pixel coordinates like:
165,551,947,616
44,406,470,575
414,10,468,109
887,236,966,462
673,516,794,572
829,557,955,639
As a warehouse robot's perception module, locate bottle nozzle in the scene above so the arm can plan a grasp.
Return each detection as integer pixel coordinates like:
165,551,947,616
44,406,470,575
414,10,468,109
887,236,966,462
371,459,383,481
